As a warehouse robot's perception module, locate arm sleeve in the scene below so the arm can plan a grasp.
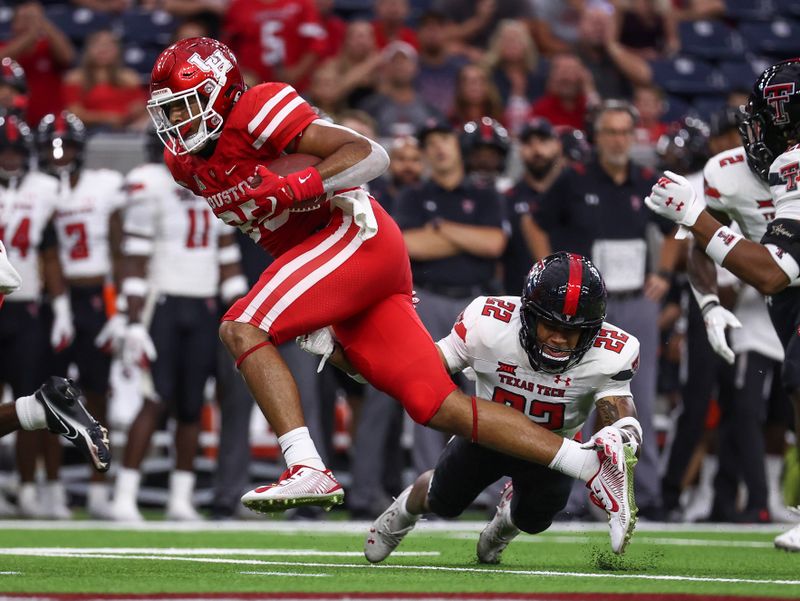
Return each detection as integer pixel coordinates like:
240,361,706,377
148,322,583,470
436,297,485,373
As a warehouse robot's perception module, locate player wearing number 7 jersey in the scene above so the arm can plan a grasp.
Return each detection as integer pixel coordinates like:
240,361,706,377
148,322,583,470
147,38,640,525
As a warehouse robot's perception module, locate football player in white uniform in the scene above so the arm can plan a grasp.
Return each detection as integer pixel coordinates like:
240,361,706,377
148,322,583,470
37,111,124,518
110,130,246,521
0,112,83,518
645,59,800,549
303,253,642,559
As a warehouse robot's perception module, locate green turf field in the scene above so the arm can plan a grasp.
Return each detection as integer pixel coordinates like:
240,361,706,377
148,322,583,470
0,521,798,599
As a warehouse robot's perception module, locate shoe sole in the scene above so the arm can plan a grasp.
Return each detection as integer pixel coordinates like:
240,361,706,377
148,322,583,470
615,446,639,555
243,491,345,514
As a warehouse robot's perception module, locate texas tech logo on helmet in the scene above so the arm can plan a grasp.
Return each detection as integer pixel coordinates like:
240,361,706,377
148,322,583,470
764,82,796,125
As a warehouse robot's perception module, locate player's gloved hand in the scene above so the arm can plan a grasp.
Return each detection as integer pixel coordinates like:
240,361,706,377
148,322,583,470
581,418,641,470
297,327,335,373
50,294,75,352
0,240,22,294
120,322,157,369
701,301,742,365
95,313,128,354
247,165,295,219
644,170,704,229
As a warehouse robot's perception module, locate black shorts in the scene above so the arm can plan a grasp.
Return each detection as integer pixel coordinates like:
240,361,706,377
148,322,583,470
0,300,46,396
427,436,573,534
56,285,111,395
767,286,800,393
149,295,219,423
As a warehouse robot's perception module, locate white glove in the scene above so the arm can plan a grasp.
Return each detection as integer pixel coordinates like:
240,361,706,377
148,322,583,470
0,240,21,294
644,170,705,229
94,313,128,354
581,423,640,471
701,302,742,365
120,323,157,369
50,294,75,352
296,327,335,373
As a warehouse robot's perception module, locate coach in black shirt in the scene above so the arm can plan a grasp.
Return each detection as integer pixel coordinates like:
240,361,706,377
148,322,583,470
532,100,683,520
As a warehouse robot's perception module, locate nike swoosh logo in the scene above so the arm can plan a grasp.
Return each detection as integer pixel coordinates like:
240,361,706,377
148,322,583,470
298,174,311,184
225,165,237,176
592,481,619,513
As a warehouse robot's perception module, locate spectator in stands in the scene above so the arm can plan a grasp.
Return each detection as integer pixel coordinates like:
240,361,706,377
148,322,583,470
576,4,653,99
0,58,28,117
315,0,346,61
485,20,546,136
323,20,381,110
359,41,442,138
501,117,565,293
631,84,668,167
338,109,378,140
63,30,147,132
0,2,75,126
372,0,417,50
432,0,533,53
372,135,424,212
144,0,228,20
172,14,216,41
450,63,504,129
71,0,127,12
530,53,597,131
529,0,587,56
416,11,468,117
672,0,726,21
615,0,679,60
708,106,743,156
306,61,345,117
223,0,326,91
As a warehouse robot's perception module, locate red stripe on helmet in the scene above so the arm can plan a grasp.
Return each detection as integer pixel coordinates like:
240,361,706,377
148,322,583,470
562,253,583,316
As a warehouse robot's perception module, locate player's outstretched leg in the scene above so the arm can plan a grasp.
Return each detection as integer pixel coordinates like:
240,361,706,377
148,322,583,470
585,445,638,554
364,478,425,563
477,482,521,564
18,377,111,473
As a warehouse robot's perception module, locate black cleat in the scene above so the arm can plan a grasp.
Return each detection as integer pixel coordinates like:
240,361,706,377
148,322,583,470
36,377,111,472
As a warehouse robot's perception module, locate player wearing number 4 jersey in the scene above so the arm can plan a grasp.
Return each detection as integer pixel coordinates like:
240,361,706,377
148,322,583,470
146,38,639,527
301,253,642,559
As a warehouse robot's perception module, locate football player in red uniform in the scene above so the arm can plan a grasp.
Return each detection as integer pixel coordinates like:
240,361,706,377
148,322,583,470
146,38,637,525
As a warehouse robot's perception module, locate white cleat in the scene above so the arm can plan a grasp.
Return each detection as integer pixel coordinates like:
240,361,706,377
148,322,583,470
43,482,73,520
364,485,419,563
165,503,204,521
586,445,638,554
17,484,46,519
109,501,144,522
775,522,800,552
241,465,344,514
477,482,520,564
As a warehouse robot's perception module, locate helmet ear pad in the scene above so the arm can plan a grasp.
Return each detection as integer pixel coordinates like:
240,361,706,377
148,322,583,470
520,252,607,373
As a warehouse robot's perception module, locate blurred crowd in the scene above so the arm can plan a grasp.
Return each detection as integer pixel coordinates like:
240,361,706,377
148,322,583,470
0,0,798,525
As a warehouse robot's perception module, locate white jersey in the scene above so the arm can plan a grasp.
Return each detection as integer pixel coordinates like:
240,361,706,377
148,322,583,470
0,172,59,301
769,144,800,222
703,146,773,242
123,163,223,298
53,169,124,280
437,296,640,438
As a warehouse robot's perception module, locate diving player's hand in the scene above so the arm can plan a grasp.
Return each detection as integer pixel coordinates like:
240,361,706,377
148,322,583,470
246,165,294,219
645,170,704,230
581,424,639,471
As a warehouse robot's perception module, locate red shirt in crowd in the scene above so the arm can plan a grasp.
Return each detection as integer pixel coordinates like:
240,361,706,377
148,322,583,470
318,13,346,61
63,81,146,119
371,22,418,50
1,38,65,126
223,0,327,88
530,93,588,131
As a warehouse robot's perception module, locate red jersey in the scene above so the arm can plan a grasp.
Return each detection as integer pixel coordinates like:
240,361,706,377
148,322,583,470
165,82,331,258
223,0,326,85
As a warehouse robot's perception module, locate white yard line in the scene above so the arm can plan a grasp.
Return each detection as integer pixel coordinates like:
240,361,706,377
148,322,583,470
447,533,776,548
2,550,798,587
0,572,20,575
239,571,330,577
0,548,437,558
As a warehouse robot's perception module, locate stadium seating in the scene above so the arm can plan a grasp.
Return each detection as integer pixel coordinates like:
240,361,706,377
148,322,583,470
44,5,113,46
118,9,176,49
650,56,729,96
724,0,775,21
678,20,747,61
739,20,800,58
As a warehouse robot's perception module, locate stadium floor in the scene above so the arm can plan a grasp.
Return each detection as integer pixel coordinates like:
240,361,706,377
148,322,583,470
0,521,797,599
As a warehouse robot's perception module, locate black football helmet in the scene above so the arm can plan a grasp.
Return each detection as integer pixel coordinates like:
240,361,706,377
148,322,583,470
656,116,710,174
740,58,800,181
520,252,607,374
460,116,510,174
558,126,592,165
36,111,87,177
0,112,33,181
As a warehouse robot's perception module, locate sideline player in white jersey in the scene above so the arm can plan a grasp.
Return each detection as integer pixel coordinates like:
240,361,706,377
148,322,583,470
37,111,124,518
303,253,643,559
645,59,800,550
110,130,246,521
0,112,81,518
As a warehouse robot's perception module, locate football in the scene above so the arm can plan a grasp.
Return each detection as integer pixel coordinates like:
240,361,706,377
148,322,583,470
263,153,326,212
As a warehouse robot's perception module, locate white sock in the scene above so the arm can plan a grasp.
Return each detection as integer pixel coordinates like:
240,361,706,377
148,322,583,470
114,468,141,507
548,438,600,482
87,483,109,510
168,470,195,508
278,427,325,470
15,395,46,431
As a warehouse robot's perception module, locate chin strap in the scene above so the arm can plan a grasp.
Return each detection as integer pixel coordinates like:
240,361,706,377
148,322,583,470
235,340,272,369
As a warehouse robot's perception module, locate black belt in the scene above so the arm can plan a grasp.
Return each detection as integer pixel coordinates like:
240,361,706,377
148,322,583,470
417,283,488,299
607,289,643,301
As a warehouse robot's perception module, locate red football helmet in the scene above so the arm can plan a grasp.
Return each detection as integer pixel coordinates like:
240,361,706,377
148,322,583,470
147,37,245,155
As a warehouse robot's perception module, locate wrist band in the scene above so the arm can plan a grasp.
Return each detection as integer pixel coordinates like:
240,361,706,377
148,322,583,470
285,167,324,201
121,277,148,298
766,243,800,282
706,225,743,265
